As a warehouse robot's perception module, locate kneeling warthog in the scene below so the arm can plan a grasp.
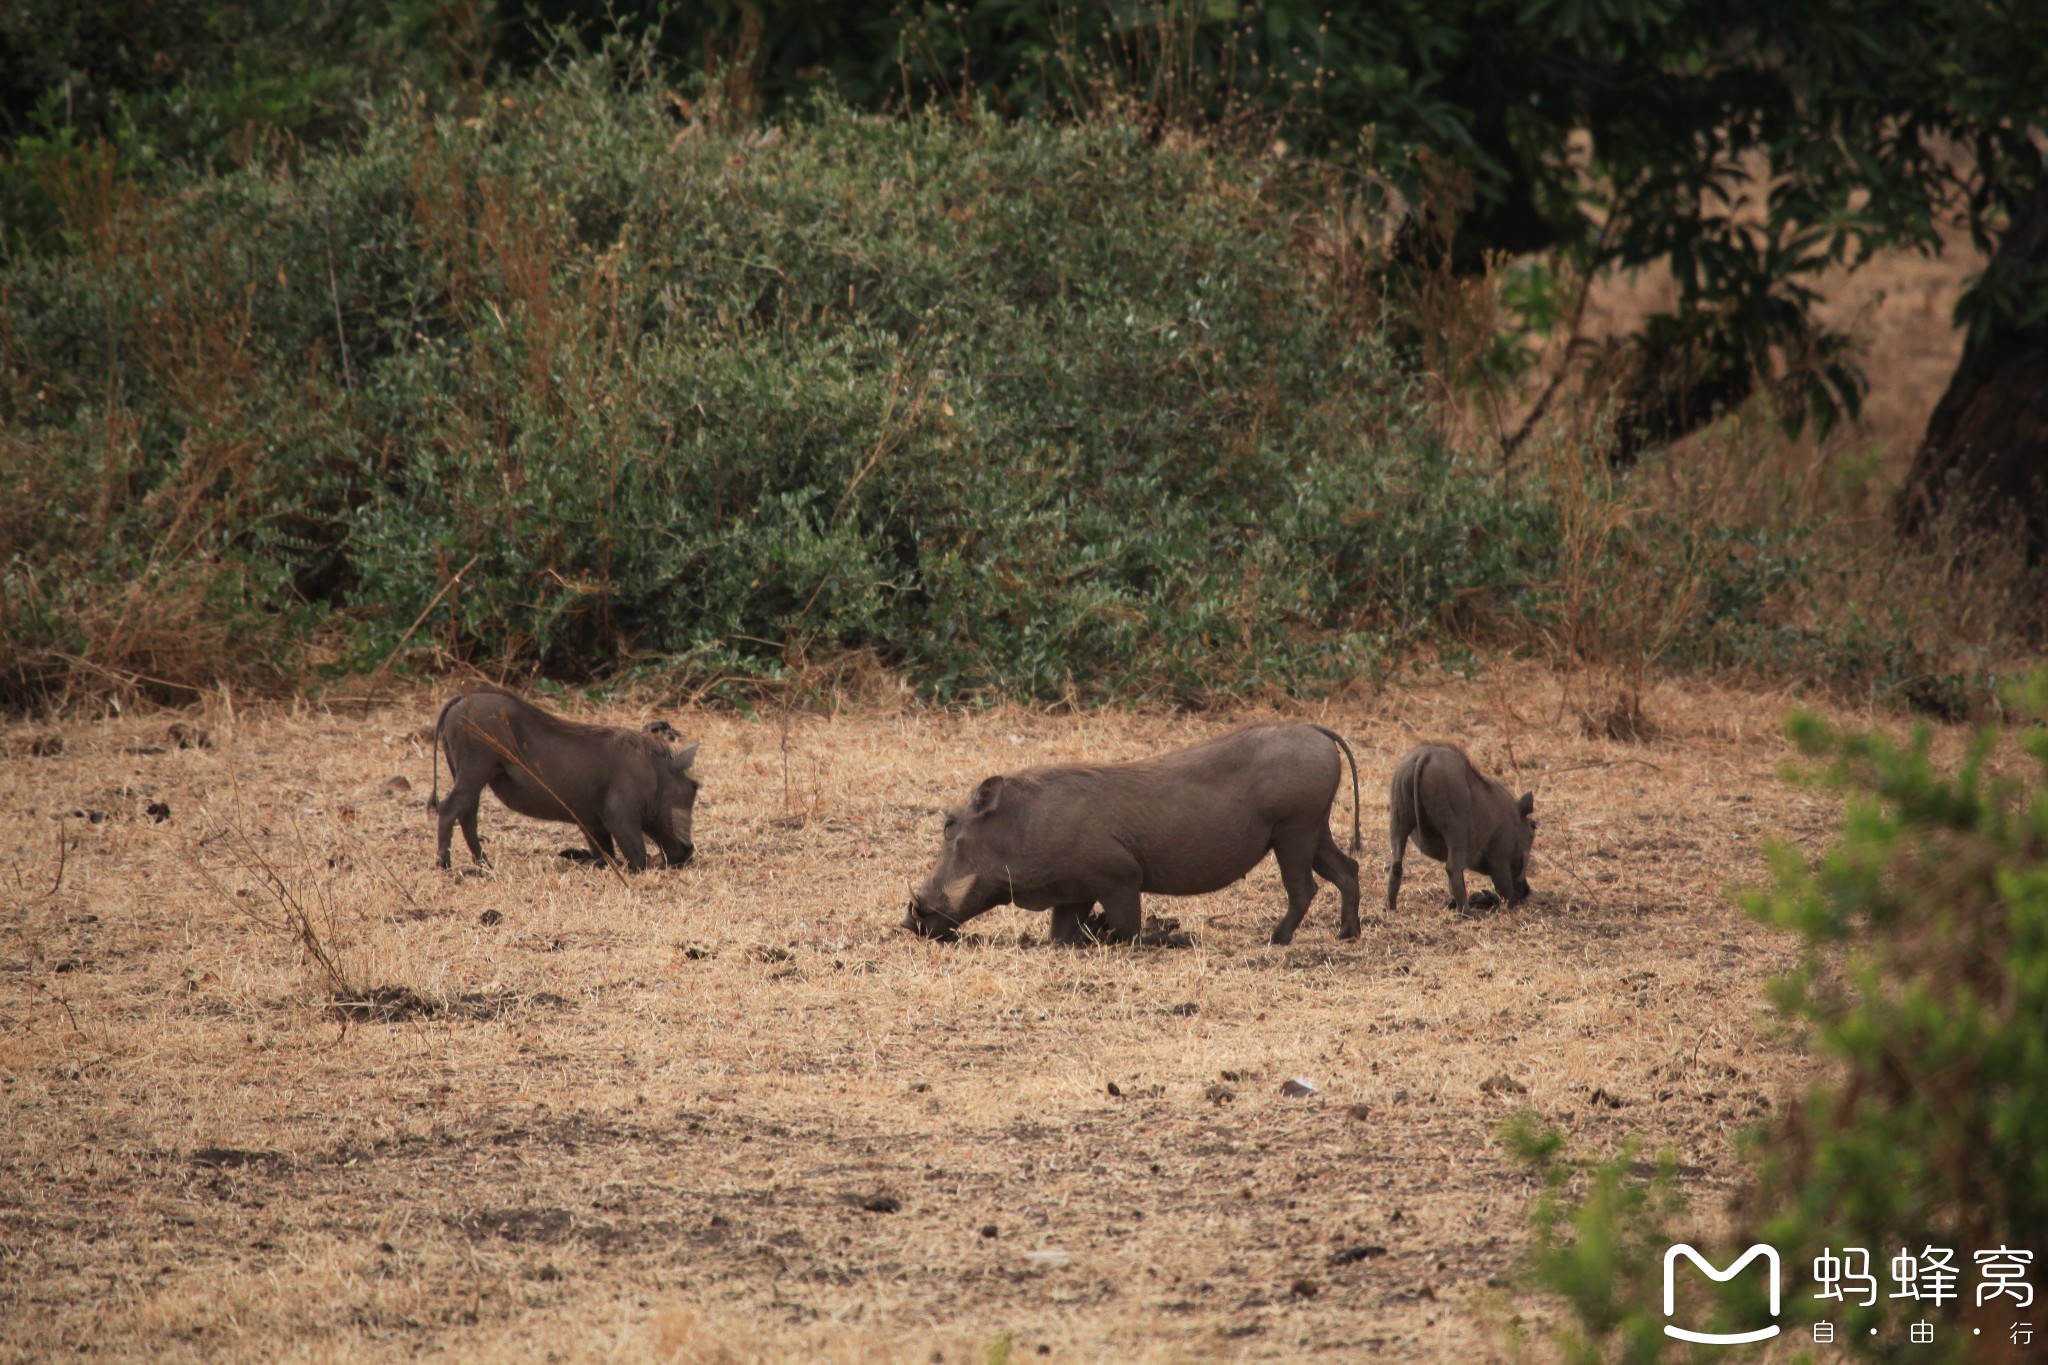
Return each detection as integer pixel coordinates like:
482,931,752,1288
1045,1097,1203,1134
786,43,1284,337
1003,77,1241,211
1386,743,1534,915
904,724,1361,946
428,685,700,871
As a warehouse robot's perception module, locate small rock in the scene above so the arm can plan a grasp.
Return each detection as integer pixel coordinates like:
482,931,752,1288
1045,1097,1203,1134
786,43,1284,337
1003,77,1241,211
981,1224,999,1238
1280,1077,1318,1098
166,722,210,750
145,801,172,823
1346,1103,1371,1122
1479,1073,1528,1096
192,1146,285,1171
478,909,503,927
1135,918,1194,948
1330,1244,1388,1264
1204,1084,1237,1106
857,1195,901,1214
385,776,412,796
1106,1081,1123,1097
1290,1277,1320,1298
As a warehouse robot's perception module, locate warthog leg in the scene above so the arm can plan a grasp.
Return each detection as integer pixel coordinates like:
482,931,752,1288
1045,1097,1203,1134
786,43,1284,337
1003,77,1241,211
1094,888,1142,944
437,775,489,868
1386,805,1414,915
1444,861,1471,916
1049,903,1094,945
601,801,650,872
1268,827,1322,946
1313,829,1362,939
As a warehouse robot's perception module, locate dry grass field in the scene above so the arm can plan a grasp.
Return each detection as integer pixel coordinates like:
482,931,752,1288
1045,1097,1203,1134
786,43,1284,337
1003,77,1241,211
0,668,1973,1361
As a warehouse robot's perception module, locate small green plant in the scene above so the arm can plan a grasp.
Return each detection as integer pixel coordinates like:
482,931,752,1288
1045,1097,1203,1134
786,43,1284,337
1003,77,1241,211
1515,669,2048,1358
1506,1116,1689,1365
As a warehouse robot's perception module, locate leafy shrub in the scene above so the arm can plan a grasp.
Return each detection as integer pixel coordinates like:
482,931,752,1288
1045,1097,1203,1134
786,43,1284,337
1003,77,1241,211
1514,669,2048,1357
0,0,438,256
2,52,1556,705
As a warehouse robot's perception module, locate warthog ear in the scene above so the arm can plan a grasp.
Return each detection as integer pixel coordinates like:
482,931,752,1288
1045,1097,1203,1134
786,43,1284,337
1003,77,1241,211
643,719,678,740
970,774,1004,814
1517,790,1535,818
674,741,700,770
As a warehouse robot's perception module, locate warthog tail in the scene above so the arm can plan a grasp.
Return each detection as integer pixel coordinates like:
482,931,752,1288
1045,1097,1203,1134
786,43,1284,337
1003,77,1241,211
427,693,463,814
1309,724,1363,853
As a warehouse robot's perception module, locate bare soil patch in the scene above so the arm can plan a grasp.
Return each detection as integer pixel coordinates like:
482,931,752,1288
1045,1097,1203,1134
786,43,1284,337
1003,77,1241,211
0,670,1972,1360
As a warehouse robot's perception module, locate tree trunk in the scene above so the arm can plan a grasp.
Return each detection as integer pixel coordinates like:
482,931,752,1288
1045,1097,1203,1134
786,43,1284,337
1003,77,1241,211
1896,179,2048,563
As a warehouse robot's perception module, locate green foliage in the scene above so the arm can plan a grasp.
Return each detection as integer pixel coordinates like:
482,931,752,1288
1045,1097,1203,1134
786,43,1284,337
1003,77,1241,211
9,3,2046,472
0,0,440,255
1509,1115,1686,1365
1750,677,2048,1260
0,54,1560,704
511,0,2047,452
1515,669,2048,1359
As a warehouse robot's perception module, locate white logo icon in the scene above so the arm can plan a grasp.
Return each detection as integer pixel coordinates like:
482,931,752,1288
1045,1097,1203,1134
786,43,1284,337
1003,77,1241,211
1664,1244,1783,1344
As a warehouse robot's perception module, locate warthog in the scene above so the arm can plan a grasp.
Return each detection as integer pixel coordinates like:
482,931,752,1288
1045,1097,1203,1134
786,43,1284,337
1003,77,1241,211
428,685,700,871
904,724,1362,946
1385,743,1534,915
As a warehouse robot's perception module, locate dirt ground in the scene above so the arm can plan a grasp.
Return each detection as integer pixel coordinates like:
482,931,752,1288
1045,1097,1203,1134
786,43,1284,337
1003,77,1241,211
0,668,1963,1361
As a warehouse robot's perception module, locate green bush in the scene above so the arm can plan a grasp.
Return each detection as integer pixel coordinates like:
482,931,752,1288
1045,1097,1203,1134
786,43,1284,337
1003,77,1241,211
2,52,1557,705
1514,669,2048,1358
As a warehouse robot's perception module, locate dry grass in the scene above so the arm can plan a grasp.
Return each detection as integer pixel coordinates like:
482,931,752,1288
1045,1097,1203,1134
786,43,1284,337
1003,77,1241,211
0,669,1987,1361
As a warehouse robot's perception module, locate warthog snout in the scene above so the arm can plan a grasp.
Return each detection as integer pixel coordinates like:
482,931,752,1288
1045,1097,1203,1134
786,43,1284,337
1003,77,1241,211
902,897,961,942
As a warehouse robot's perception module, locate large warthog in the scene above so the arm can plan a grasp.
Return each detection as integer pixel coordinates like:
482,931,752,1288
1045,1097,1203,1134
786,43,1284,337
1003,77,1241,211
428,685,700,871
1385,743,1534,915
904,724,1362,946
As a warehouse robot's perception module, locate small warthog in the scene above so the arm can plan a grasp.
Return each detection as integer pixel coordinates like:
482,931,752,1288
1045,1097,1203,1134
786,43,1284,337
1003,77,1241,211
428,685,700,871
904,724,1362,946
1386,743,1534,915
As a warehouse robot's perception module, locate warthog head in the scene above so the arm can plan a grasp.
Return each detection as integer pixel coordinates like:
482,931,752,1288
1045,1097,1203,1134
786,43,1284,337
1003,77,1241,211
1496,791,1536,902
903,776,1012,939
663,741,701,865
